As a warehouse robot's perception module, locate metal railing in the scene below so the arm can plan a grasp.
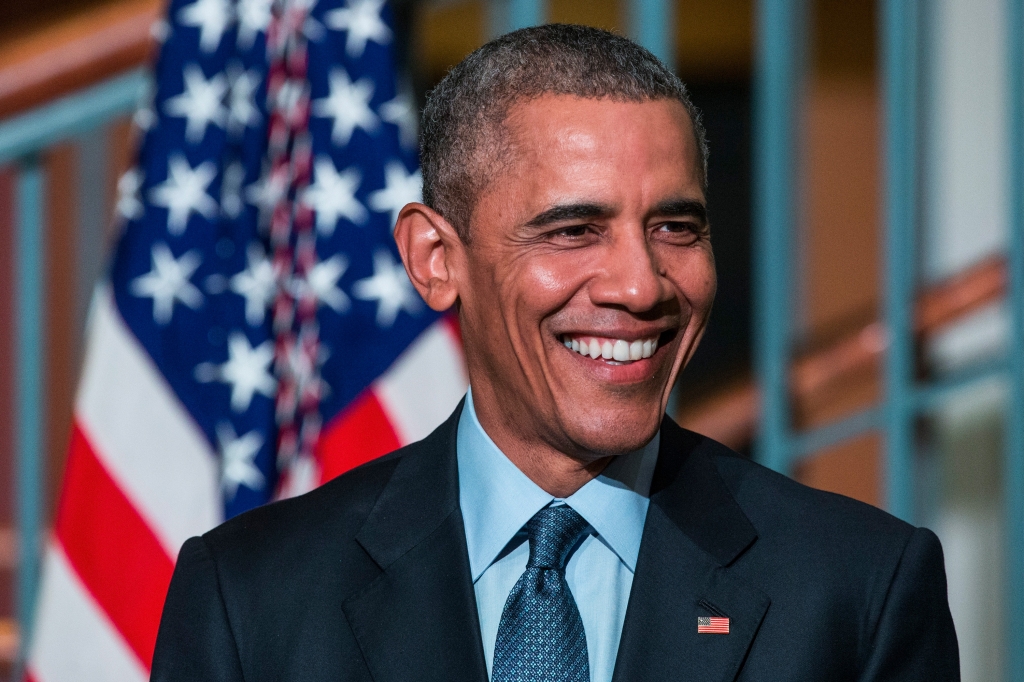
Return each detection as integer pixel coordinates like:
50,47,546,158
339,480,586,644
753,1,1024,680
0,0,157,669
1005,1,1024,678
2,72,150,665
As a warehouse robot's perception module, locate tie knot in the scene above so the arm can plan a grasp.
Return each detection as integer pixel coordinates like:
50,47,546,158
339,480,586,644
525,505,590,570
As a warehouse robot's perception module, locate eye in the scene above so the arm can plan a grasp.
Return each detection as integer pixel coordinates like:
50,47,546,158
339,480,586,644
658,221,696,233
552,224,591,239
654,220,705,244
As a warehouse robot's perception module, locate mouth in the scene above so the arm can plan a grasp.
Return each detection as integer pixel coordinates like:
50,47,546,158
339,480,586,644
558,333,663,365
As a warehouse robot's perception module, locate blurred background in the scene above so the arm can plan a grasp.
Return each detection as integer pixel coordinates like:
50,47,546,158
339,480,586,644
0,0,1021,679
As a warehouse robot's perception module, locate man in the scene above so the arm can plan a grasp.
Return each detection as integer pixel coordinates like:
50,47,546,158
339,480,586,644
151,24,959,681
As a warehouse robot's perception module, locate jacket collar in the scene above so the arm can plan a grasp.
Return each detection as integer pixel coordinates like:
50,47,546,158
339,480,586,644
343,399,490,682
649,416,758,565
611,416,769,682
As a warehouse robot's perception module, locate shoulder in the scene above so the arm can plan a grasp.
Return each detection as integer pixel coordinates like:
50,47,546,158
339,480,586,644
680,434,957,673
697,435,917,551
684,432,945,623
203,449,398,558
174,402,462,606
193,435,428,590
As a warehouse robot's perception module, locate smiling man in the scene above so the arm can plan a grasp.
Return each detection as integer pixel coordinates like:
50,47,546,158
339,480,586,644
152,24,958,682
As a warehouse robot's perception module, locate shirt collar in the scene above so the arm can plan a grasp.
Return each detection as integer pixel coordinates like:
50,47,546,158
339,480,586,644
457,389,659,581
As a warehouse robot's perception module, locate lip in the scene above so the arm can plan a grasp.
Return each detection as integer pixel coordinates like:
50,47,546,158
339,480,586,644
554,325,674,342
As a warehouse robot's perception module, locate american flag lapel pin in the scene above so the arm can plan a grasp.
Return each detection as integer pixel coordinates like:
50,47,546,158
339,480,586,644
697,615,730,634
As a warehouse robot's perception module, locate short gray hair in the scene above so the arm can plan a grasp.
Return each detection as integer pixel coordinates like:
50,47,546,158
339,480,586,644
420,23,709,240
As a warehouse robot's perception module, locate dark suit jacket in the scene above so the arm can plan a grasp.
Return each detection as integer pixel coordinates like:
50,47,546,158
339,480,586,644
151,403,959,681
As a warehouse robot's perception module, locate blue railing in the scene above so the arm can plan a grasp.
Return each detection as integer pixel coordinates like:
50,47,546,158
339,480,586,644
1005,1,1024,679
753,1,1024,680
1,67,150,664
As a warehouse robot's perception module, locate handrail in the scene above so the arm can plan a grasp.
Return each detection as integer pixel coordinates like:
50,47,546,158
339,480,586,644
0,526,13,575
0,0,159,121
677,255,1009,449
0,0,159,664
0,525,14,665
0,615,16,668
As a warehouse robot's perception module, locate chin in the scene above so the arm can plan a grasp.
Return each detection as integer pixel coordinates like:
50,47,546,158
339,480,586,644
558,402,664,456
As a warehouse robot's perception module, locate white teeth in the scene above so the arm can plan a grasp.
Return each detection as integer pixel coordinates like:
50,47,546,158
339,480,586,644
563,334,662,363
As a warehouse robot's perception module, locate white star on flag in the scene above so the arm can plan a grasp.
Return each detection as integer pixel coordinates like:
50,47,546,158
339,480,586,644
368,161,422,229
149,154,219,235
227,64,262,136
235,0,273,49
302,156,368,235
195,332,276,412
230,244,277,325
379,86,418,151
215,422,266,499
130,243,204,324
177,0,234,53
323,0,393,58
352,249,421,327
298,254,350,313
312,68,378,145
164,64,228,143
116,168,144,221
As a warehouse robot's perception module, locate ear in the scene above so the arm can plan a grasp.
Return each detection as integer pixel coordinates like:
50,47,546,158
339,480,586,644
393,202,463,312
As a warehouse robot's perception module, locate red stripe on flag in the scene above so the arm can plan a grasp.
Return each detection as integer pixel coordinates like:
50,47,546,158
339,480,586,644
55,423,176,670
441,311,463,348
317,390,401,484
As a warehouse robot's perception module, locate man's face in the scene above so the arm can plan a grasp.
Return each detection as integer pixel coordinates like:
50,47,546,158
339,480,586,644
457,95,715,458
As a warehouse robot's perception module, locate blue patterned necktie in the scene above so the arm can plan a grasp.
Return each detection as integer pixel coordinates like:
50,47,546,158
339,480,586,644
492,505,591,682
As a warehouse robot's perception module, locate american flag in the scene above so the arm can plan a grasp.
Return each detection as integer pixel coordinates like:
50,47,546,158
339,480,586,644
25,0,466,679
697,616,731,634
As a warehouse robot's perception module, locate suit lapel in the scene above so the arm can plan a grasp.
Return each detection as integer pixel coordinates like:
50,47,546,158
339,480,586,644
342,402,488,682
612,420,770,682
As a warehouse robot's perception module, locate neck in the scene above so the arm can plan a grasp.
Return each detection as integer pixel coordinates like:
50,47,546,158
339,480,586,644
468,386,612,498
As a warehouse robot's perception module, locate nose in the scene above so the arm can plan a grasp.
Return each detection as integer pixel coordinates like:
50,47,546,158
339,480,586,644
588,226,670,313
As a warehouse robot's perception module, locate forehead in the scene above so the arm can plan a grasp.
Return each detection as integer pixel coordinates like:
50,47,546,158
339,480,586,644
504,94,695,143
476,95,703,219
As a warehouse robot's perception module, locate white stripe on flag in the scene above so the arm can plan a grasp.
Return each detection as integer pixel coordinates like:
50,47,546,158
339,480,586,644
28,542,149,682
76,286,220,555
374,320,468,444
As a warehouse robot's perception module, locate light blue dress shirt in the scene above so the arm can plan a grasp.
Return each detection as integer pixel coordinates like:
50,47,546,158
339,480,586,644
457,390,660,682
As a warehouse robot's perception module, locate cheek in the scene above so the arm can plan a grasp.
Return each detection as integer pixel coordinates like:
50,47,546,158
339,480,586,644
505,252,591,324
669,249,717,317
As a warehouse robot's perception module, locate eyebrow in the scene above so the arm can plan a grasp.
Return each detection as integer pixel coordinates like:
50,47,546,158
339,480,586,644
523,198,708,228
524,202,615,227
651,199,708,226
